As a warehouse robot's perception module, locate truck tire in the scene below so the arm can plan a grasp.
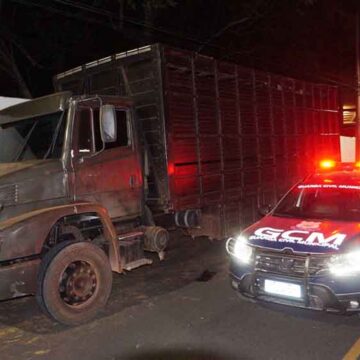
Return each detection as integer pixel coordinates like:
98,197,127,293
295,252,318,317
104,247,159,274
36,241,112,326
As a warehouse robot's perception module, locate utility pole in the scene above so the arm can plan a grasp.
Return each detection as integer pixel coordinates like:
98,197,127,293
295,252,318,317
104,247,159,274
356,10,360,160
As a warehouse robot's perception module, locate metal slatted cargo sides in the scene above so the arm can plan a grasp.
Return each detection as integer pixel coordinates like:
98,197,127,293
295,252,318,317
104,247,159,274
54,43,341,239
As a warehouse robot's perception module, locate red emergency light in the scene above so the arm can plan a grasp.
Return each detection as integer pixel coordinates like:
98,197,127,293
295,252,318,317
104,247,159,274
319,159,336,170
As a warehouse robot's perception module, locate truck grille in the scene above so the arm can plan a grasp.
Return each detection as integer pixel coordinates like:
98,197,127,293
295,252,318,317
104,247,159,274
0,184,18,206
255,250,329,277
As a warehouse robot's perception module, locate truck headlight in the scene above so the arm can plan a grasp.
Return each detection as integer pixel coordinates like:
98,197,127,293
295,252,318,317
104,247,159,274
226,236,254,264
328,250,360,276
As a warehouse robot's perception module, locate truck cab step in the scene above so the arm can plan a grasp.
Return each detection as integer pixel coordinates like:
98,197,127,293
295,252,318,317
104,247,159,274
124,258,153,271
118,231,151,270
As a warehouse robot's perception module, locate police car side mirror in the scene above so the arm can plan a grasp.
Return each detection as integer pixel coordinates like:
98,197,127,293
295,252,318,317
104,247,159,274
259,205,272,216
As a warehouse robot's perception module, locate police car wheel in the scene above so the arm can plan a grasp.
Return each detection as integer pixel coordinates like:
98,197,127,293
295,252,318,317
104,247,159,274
236,291,257,303
36,241,112,326
230,279,257,303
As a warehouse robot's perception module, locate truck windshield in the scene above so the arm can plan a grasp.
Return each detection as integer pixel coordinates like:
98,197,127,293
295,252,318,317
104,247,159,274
273,184,360,222
0,111,66,163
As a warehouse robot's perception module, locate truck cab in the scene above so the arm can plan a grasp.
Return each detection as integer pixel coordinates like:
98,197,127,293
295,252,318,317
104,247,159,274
0,92,167,325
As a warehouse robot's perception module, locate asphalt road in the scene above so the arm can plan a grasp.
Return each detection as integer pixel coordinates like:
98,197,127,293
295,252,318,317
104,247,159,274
1,232,360,360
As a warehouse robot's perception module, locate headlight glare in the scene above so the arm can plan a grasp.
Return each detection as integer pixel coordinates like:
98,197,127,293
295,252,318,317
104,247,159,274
226,236,253,264
329,250,360,276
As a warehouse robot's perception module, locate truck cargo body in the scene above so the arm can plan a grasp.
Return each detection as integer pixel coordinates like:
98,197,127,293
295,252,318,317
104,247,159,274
54,44,341,238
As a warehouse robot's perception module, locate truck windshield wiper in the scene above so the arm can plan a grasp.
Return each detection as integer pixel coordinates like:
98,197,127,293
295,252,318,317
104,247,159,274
12,121,38,162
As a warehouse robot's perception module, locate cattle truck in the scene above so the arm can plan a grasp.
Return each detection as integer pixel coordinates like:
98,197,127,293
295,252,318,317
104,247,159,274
0,44,340,325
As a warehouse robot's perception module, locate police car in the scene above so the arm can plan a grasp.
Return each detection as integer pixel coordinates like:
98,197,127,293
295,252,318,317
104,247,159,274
227,160,360,313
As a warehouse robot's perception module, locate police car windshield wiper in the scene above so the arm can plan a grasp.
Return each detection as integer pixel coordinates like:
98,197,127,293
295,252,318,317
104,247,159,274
272,212,296,218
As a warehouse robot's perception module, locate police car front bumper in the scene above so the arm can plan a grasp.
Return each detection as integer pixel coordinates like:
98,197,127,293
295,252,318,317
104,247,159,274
229,258,360,313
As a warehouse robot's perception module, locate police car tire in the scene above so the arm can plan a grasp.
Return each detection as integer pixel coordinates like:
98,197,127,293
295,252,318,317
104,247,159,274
36,241,112,326
236,291,257,304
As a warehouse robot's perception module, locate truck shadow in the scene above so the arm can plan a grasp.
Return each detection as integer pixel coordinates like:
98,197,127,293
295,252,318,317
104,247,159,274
119,348,246,360
0,233,227,335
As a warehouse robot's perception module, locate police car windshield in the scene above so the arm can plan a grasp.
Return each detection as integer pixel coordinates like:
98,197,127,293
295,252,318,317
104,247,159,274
273,184,360,222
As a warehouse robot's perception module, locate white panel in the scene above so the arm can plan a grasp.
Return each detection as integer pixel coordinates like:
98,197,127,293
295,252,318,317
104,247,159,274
340,136,356,163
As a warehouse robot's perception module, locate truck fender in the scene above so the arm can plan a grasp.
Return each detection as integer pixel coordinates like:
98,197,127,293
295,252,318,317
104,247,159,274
0,202,121,272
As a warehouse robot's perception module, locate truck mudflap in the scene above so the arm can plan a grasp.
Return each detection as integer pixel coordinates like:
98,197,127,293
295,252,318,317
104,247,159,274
0,259,40,300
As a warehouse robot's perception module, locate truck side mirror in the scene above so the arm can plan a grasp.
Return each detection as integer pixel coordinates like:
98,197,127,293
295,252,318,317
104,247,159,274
100,104,117,143
258,204,272,216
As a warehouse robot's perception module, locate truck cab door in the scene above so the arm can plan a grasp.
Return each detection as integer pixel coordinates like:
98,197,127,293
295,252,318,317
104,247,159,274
72,103,142,219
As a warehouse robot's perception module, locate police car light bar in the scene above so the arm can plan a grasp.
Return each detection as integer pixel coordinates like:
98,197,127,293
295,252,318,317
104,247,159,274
318,159,360,171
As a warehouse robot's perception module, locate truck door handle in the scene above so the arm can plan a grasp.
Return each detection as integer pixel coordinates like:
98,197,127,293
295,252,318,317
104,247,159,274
129,175,136,188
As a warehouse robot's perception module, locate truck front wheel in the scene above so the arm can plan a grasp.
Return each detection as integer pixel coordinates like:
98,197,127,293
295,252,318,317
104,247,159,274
36,241,112,326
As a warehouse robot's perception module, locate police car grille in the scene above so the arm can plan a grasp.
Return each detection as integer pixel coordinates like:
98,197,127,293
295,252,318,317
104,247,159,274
255,251,328,277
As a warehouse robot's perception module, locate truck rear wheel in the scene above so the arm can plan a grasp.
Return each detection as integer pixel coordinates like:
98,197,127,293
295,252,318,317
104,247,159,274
36,241,112,326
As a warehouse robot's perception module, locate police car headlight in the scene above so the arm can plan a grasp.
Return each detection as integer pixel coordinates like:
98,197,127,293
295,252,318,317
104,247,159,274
328,250,360,276
226,236,253,264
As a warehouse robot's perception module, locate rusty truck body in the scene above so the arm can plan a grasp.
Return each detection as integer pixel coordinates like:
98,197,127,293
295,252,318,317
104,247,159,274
0,44,341,325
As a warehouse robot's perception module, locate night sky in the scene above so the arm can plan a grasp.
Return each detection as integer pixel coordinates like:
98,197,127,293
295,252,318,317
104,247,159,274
0,0,358,102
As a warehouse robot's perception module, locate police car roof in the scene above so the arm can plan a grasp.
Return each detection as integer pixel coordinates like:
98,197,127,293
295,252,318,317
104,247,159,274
305,169,360,185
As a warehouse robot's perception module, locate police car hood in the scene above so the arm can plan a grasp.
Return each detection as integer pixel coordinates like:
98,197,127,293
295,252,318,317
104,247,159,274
243,215,360,254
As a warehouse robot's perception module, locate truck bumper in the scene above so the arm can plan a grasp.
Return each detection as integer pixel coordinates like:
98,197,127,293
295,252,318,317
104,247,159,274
0,259,40,300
